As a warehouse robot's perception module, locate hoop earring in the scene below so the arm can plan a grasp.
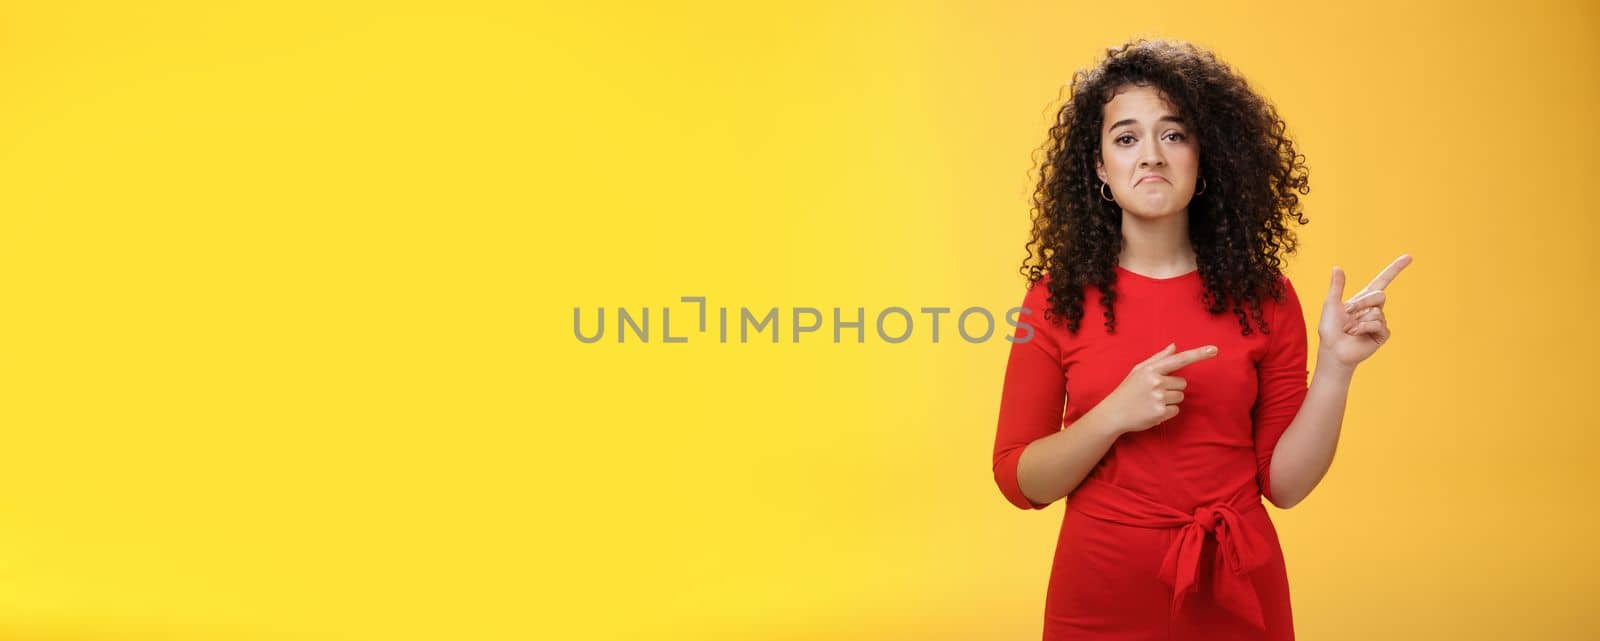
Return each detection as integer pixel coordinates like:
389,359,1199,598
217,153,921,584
1100,181,1115,202
1194,177,1207,196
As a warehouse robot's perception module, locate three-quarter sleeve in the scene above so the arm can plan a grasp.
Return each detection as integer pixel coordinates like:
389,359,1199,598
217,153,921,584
1252,274,1311,506
992,279,1068,510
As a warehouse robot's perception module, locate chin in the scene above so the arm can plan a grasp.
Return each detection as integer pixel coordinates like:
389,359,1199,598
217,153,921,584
1125,206,1188,220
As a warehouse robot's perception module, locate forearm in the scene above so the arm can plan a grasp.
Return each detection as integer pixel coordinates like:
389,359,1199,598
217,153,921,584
1015,409,1122,506
1267,348,1356,508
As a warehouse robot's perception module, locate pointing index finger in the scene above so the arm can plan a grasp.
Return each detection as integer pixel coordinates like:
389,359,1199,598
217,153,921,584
1153,345,1219,374
1361,254,1413,294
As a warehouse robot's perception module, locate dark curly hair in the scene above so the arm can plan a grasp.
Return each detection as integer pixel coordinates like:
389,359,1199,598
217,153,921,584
1020,37,1310,336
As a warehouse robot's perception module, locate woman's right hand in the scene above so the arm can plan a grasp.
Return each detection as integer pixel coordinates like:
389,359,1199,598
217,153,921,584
1090,342,1219,436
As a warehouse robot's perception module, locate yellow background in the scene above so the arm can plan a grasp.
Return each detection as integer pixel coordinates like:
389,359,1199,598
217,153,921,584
0,1,1595,639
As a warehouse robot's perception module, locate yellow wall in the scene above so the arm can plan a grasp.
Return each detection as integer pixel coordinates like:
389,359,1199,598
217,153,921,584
0,1,1594,639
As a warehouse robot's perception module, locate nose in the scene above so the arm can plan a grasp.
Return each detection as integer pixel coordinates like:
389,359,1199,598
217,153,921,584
1139,138,1166,168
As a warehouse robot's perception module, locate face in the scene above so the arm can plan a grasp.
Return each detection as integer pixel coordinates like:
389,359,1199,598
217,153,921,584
1094,84,1200,219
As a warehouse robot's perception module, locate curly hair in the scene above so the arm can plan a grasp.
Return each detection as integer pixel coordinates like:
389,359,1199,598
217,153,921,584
1020,37,1310,337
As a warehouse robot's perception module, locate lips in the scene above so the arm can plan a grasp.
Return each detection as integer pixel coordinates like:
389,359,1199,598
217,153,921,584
1137,175,1169,184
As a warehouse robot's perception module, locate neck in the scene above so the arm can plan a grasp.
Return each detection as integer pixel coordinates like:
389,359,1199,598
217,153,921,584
1118,209,1196,276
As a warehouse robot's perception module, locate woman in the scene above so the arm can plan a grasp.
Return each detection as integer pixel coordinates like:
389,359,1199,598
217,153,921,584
991,38,1410,640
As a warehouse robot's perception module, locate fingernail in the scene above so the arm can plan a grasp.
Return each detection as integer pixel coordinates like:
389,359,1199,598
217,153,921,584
1205,346,1218,354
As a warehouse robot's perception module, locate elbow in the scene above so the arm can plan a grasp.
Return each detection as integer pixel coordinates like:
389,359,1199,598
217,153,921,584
1279,484,1314,509
1265,481,1307,510
994,451,1052,510
1262,469,1305,510
995,473,1052,510
1006,486,1053,511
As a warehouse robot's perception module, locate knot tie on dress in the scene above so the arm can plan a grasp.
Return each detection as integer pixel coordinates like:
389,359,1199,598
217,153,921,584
1066,481,1275,631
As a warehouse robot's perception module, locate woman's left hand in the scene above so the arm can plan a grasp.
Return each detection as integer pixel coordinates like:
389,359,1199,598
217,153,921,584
1318,254,1412,369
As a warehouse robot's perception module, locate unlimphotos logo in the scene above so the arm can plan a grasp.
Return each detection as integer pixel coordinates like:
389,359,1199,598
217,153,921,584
574,296,1038,344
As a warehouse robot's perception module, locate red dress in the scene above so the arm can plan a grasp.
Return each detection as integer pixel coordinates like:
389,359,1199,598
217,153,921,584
992,266,1309,640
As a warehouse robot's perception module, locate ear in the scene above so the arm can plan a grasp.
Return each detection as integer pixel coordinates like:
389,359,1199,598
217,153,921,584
1094,153,1106,183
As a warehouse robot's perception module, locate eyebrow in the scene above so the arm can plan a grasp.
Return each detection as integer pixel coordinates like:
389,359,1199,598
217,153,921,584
1107,115,1185,133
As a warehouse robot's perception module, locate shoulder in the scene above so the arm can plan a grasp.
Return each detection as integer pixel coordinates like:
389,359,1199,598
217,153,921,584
1273,271,1304,307
1023,272,1078,313
1023,272,1054,303
1266,270,1309,331
1015,273,1066,331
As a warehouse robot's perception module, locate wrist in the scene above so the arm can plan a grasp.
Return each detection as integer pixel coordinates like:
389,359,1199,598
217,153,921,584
1315,348,1357,381
1080,407,1126,440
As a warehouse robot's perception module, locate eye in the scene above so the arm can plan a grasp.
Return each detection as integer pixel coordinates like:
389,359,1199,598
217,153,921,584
1114,134,1134,145
1165,132,1187,142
